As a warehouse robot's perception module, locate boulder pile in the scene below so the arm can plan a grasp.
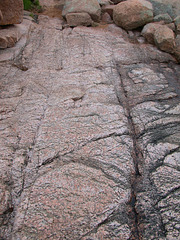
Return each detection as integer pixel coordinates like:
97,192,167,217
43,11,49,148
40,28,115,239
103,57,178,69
62,0,101,26
61,0,180,62
1,0,180,62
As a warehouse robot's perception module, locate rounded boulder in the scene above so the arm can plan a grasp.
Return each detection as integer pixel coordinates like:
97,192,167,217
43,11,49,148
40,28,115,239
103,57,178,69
113,0,154,30
154,25,175,53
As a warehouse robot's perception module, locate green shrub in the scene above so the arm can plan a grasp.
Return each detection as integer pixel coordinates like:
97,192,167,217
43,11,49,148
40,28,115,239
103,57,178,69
23,0,32,10
23,0,42,11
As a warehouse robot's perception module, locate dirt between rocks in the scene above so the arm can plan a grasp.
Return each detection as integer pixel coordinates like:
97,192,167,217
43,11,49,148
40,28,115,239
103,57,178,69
38,0,64,19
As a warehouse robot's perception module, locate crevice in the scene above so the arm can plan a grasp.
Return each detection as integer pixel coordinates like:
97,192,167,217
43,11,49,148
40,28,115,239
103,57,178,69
115,63,142,240
3,207,14,215
127,189,140,240
39,152,60,167
36,130,129,169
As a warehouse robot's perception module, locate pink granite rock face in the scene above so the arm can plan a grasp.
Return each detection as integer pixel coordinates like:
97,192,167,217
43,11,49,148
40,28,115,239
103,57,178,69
0,0,23,25
13,163,130,239
0,9,180,240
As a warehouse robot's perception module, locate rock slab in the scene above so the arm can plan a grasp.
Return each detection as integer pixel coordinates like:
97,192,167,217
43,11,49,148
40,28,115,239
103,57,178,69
0,0,23,25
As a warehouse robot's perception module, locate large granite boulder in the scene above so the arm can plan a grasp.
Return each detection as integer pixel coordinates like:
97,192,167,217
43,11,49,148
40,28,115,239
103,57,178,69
62,0,101,22
141,22,162,44
0,0,23,25
154,25,175,53
142,23,176,54
113,0,154,30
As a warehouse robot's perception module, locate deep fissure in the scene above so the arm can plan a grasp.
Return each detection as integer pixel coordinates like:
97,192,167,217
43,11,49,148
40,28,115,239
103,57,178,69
115,63,143,240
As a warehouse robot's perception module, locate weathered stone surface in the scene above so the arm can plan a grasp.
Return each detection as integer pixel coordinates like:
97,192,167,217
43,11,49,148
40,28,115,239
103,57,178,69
122,64,180,239
39,0,65,7
113,0,154,30
154,13,172,23
0,3,180,240
0,18,34,61
101,12,113,23
0,10,3,21
142,22,176,53
98,0,112,6
0,183,11,216
174,34,180,62
102,5,115,17
154,25,175,53
39,0,65,19
0,0,23,25
62,0,101,22
141,22,162,44
66,12,93,27
14,163,131,239
0,26,21,49
147,0,179,19
175,16,180,33
166,23,175,32
111,0,124,3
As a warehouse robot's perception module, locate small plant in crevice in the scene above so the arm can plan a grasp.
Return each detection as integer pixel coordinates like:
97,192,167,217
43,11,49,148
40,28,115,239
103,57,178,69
29,12,38,23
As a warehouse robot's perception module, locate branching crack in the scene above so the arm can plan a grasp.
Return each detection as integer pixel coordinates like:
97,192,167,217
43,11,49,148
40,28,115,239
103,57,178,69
155,186,180,206
79,208,118,239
